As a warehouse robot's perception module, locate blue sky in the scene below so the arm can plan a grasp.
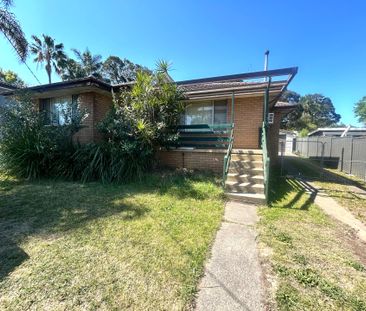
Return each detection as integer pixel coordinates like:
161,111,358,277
1,0,365,125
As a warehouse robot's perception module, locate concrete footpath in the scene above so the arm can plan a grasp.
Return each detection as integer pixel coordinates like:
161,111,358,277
195,201,265,311
310,184,366,242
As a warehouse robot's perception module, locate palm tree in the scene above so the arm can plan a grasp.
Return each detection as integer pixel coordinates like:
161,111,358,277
71,48,103,79
59,58,85,81
30,34,66,83
0,0,28,61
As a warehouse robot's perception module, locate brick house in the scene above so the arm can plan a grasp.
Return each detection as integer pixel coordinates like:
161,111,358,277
4,67,298,203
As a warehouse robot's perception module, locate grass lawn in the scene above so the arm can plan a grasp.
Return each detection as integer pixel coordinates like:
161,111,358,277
0,171,224,310
286,156,366,226
258,168,366,310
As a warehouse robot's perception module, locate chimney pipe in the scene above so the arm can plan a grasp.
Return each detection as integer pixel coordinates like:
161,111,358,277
264,50,270,71
264,50,269,82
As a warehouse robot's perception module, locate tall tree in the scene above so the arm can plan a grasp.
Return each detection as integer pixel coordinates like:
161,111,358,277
281,93,341,132
102,56,151,84
280,90,301,104
30,34,66,83
59,58,85,81
71,48,103,79
354,96,366,125
0,0,28,61
0,67,25,87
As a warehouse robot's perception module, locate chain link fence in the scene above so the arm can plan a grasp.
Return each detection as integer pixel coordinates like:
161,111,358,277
292,136,366,181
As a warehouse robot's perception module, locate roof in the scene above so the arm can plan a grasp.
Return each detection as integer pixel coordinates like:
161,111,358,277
2,67,298,101
308,127,366,136
274,101,298,108
177,67,298,101
0,81,19,94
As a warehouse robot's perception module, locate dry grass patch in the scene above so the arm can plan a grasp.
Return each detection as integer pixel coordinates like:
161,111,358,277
258,169,366,310
287,157,366,226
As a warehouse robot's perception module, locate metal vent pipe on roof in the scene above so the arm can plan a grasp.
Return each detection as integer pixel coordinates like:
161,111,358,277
264,50,270,71
264,50,269,81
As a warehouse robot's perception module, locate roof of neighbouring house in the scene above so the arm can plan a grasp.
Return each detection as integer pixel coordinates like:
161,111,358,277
0,81,19,94
308,127,366,137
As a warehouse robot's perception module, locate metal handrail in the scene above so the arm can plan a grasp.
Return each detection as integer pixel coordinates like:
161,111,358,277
222,123,235,186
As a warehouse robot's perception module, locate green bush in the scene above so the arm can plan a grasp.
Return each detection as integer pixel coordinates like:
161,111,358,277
0,62,184,182
69,142,153,183
0,92,83,179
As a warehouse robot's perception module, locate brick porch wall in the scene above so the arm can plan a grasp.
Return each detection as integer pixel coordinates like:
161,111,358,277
268,111,281,165
227,96,263,149
156,150,225,173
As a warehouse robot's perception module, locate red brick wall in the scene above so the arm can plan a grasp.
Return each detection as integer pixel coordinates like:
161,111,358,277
268,111,281,165
72,92,112,144
92,93,113,142
73,93,94,144
227,96,263,149
156,150,225,173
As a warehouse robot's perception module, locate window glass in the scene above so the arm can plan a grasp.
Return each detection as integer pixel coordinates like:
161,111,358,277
214,100,227,124
50,97,70,125
40,95,78,125
184,100,227,125
185,101,213,125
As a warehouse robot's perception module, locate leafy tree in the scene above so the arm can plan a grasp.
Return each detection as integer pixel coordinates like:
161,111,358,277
0,0,28,61
30,34,67,83
71,48,103,79
281,94,341,131
102,56,151,83
0,67,25,87
99,61,183,148
59,58,85,81
280,90,301,104
354,96,366,125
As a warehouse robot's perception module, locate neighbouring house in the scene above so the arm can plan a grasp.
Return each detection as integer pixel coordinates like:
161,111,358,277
279,129,297,154
308,127,366,138
3,67,298,203
0,82,19,131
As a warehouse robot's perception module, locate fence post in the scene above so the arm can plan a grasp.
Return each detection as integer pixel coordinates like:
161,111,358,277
349,138,354,174
341,148,344,172
329,137,333,159
320,142,325,180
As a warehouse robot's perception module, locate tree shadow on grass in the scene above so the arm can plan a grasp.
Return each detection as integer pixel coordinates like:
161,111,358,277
0,170,219,282
285,156,366,191
0,236,29,281
268,167,317,211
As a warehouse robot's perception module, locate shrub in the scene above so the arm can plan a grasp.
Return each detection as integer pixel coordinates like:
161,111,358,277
0,92,85,179
0,62,184,182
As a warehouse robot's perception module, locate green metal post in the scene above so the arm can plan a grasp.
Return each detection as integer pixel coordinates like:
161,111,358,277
231,91,235,124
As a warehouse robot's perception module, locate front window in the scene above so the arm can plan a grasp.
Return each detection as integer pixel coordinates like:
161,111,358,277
40,95,78,125
184,100,227,125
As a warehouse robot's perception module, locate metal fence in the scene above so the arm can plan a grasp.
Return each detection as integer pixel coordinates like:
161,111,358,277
294,136,366,181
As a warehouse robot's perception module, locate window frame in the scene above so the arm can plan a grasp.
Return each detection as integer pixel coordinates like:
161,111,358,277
40,95,79,126
184,100,228,125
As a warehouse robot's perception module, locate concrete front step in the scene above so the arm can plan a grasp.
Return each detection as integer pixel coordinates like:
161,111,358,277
232,149,263,155
225,192,266,205
227,173,264,184
225,181,264,194
228,167,264,176
229,160,263,169
231,154,263,161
